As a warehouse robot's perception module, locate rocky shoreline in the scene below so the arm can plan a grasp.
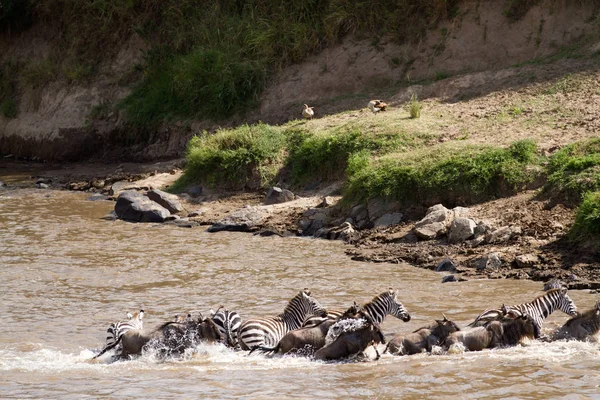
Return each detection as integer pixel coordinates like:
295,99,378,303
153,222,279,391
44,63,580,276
2,160,598,290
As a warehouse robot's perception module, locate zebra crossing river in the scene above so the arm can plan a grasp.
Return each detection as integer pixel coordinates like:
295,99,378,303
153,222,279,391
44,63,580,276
0,189,599,399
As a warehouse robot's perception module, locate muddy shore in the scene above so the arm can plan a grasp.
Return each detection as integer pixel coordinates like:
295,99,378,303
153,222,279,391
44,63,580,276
1,159,598,291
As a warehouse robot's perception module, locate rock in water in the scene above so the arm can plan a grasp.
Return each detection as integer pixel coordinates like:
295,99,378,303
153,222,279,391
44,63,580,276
115,190,171,223
146,189,184,214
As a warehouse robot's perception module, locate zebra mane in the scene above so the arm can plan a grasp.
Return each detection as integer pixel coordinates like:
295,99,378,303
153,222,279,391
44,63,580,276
280,290,310,316
532,287,567,301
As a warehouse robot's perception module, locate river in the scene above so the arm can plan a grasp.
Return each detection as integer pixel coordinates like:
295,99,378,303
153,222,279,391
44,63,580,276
0,188,599,399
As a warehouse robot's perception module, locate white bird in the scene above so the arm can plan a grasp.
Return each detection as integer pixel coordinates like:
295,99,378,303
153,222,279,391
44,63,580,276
302,104,315,119
368,99,388,113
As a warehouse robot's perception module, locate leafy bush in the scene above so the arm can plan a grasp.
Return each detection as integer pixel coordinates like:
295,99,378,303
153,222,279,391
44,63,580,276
344,140,541,205
570,191,600,240
174,123,288,190
544,138,600,205
0,99,17,118
286,125,408,184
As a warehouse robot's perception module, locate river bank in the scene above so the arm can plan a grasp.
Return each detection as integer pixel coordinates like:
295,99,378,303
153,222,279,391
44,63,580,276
2,159,598,290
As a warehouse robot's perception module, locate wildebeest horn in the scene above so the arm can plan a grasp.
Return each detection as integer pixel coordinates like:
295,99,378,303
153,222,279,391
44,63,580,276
442,313,448,321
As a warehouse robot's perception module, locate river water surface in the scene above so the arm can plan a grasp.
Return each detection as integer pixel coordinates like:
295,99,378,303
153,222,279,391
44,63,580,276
1,188,599,399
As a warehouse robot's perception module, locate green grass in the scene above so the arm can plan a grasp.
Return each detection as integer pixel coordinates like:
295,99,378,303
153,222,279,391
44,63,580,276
0,99,17,118
409,94,422,119
544,138,600,205
173,123,289,191
343,139,541,205
570,191,600,240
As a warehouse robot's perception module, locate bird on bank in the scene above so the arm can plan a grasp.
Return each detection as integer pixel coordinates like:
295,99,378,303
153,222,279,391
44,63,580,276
368,100,388,113
302,104,315,120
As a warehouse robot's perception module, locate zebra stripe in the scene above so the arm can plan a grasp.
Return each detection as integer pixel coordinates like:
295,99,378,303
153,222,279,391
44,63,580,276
211,309,243,348
238,289,327,351
303,288,411,327
93,310,144,359
469,288,578,336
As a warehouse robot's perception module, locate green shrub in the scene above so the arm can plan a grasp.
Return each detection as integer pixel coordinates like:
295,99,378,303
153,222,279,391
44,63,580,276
544,138,600,205
344,140,541,205
409,94,422,119
287,125,408,184
0,99,17,118
174,123,288,190
570,191,600,240
121,48,266,126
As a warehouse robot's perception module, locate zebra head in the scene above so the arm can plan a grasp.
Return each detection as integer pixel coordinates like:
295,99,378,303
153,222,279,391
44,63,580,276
285,289,327,319
543,279,567,291
554,288,578,317
385,288,411,322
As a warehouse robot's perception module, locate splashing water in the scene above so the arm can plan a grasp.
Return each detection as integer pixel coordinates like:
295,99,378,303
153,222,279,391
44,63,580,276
325,318,368,345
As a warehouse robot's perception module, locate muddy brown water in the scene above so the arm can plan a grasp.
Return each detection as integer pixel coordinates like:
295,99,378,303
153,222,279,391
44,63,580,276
1,188,599,399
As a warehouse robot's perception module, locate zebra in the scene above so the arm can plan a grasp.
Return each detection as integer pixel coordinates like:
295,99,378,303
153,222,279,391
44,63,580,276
238,289,327,351
93,309,144,359
468,288,578,338
543,279,567,291
303,288,411,327
211,307,243,348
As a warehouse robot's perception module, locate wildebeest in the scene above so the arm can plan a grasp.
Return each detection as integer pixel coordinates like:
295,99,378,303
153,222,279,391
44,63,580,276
313,315,385,361
551,301,600,341
119,314,222,359
385,314,461,356
250,303,362,356
445,314,538,352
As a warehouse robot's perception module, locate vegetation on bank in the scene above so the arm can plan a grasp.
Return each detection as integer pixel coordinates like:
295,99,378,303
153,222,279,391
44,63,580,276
0,0,460,124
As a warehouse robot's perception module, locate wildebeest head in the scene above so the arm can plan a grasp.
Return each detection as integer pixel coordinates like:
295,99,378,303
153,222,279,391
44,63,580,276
434,314,461,338
487,313,537,347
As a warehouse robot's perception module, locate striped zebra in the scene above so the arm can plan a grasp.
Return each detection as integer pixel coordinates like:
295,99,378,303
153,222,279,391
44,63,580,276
468,288,578,337
211,307,243,348
238,289,327,351
303,288,411,327
93,309,144,359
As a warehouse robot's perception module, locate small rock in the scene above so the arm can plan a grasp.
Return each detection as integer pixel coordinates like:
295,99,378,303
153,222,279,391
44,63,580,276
146,189,184,214
68,181,91,191
466,236,485,248
317,196,336,208
0,180,6,187
451,206,470,219
91,179,105,189
101,210,118,221
415,207,450,229
514,253,539,268
474,221,492,237
207,206,266,232
36,182,49,189
374,212,403,227
435,258,457,272
254,230,284,237
441,275,457,283
475,252,502,271
447,217,477,243
188,208,208,217
36,178,51,184
484,226,512,244
87,194,110,201
325,222,355,241
185,185,203,198
264,187,295,205
414,221,446,240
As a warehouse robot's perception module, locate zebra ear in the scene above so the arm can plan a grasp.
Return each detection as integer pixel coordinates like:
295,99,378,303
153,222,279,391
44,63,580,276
126,312,133,319
138,310,145,320
302,288,311,296
560,288,568,295
388,288,395,296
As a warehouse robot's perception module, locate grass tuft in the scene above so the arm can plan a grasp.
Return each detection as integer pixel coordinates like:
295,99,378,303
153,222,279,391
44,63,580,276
570,191,600,242
409,94,422,119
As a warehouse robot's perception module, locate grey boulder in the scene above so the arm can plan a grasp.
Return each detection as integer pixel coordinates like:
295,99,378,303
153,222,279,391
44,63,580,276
146,189,184,214
115,190,171,223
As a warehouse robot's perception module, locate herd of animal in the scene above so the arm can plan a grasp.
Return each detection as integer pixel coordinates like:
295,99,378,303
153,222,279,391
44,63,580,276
301,99,388,120
92,281,600,363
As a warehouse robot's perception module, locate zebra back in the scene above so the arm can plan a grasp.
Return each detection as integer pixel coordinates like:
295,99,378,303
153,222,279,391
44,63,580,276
211,309,243,348
303,288,411,327
94,309,144,359
469,288,578,334
238,289,327,350
508,288,577,331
